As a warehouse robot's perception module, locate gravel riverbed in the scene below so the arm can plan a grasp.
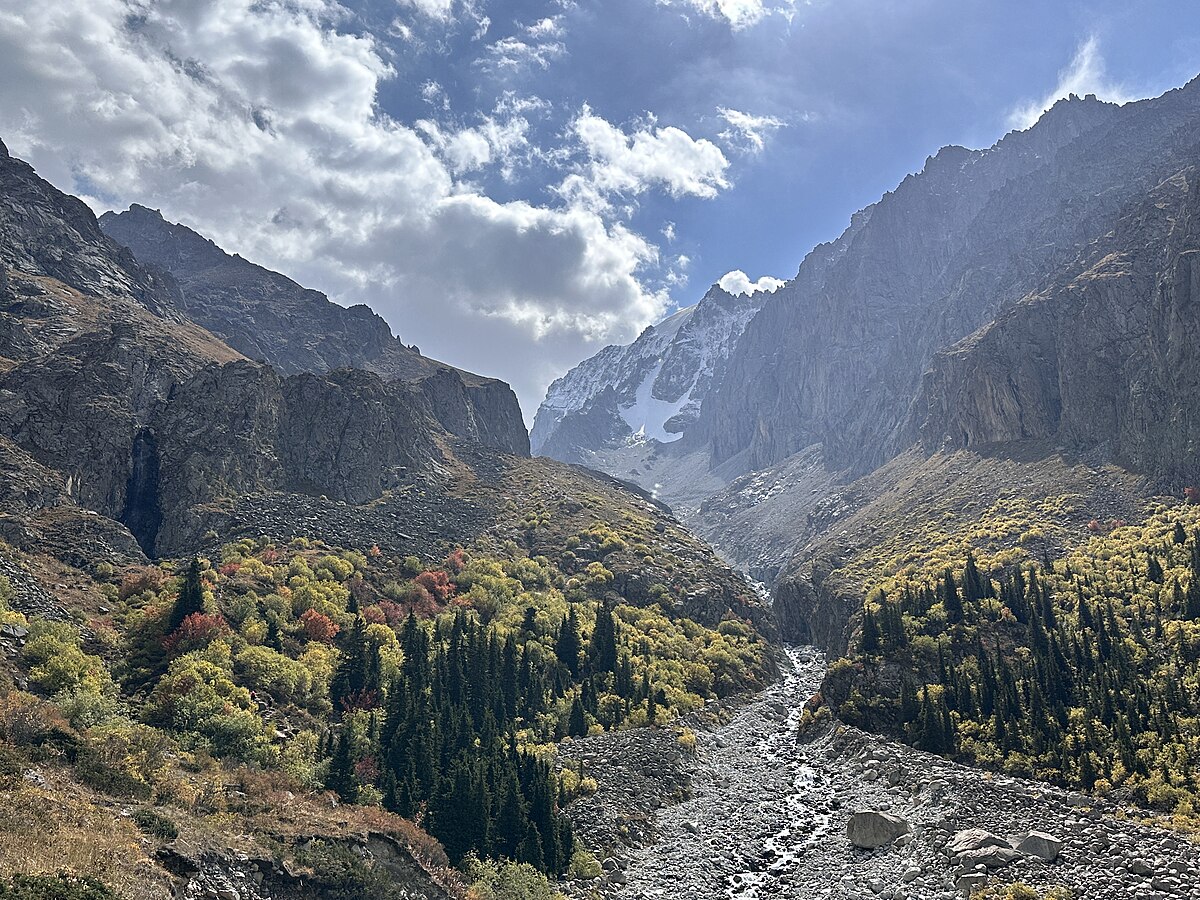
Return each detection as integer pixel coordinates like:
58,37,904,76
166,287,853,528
568,646,1199,900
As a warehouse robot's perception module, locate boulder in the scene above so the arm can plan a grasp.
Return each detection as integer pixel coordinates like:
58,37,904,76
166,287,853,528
958,846,1021,868
947,828,1011,856
955,872,988,895
1017,831,1064,862
846,810,910,849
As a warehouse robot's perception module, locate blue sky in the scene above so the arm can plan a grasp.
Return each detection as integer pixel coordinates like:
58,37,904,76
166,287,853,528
1,0,1198,418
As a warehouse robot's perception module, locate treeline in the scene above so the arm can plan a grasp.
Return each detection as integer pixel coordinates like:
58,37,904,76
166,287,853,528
841,510,1200,815
322,602,666,872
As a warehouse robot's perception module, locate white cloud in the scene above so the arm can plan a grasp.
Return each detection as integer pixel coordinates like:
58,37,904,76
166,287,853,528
560,107,730,210
478,16,566,74
1009,35,1132,130
718,270,784,295
0,0,669,418
718,107,786,153
402,0,456,20
659,0,794,30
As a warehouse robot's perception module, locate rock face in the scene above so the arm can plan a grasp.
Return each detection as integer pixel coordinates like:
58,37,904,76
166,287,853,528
846,810,911,849
692,81,1200,477
0,140,534,560
917,165,1200,488
99,204,529,457
531,284,768,463
0,148,179,320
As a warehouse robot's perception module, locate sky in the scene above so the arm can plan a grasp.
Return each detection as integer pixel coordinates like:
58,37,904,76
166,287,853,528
0,1,1198,421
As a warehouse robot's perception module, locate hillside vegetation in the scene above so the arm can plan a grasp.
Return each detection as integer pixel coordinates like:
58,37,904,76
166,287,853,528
827,500,1200,821
0,515,770,897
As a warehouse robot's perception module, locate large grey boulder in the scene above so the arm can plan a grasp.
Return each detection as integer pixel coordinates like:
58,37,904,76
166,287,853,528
947,827,1011,856
847,810,910,849
1017,830,1064,862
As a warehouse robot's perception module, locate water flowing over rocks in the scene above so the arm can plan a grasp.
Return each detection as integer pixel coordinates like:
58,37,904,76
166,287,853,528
566,647,1200,900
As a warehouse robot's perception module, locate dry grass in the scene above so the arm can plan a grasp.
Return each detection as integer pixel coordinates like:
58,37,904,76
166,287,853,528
0,772,173,900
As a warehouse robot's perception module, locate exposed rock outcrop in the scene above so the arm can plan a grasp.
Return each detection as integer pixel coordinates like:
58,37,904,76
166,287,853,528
693,81,1200,477
100,205,529,457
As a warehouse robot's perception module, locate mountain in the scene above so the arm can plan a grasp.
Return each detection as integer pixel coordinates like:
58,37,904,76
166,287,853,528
99,204,529,457
0,137,778,898
530,283,769,464
695,83,1200,478
533,79,1200,632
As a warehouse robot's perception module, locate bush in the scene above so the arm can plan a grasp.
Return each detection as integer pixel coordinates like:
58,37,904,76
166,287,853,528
294,840,403,900
132,807,178,840
567,849,601,880
0,874,119,899
463,856,561,900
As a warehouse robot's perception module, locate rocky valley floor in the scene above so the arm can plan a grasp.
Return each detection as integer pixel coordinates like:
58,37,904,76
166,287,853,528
567,647,1199,900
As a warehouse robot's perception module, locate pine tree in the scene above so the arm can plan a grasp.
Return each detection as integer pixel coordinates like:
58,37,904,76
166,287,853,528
325,732,357,802
589,603,618,674
941,569,964,623
567,696,587,737
860,606,881,654
555,606,581,676
166,557,206,634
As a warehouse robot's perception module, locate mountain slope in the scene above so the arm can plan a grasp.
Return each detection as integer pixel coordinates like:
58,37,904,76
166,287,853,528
694,82,1200,477
531,284,768,464
99,205,529,457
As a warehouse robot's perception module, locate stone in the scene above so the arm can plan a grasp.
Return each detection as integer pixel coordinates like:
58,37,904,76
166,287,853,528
946,828,1011,856
846,811,911,849
955,873,988,894
1017,831,1064,863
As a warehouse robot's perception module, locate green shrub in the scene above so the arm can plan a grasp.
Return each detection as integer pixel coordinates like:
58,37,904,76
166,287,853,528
0,874,119,899
462,856,562,900
132,807,178,840
293,840,403,900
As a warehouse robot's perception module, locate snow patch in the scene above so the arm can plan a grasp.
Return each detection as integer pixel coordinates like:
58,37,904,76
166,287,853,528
619,363,691,443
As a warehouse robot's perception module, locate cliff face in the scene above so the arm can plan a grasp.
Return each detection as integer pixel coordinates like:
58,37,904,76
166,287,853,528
917,167,1200,487
694,82,1200,477
0,142,180,320
99,204,530,457
0,140,533,561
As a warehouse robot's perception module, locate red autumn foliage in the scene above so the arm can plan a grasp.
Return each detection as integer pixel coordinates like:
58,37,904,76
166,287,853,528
362,606,387,626
415,570,455,602
373,599,408,626
299,609,340,643
340,688,380,713
348,574,378,608
260,547,281,564
1186,486,1199,505
118,566,166,601
368,544,383,558
163,612,230,654
444,547,468,574
404,583,440,618
218,562,241,577
1087,519,1104,534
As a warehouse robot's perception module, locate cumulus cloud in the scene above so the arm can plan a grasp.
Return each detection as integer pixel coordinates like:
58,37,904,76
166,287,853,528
0,0,669,417
1009,35,1132,129
658,0,793,30
559,106,730,210
718,270,784,295
718,107,786,153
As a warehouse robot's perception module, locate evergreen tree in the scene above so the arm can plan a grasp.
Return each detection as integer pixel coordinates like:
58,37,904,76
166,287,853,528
589,602,618,674
555,606,581,676
166,558,206,634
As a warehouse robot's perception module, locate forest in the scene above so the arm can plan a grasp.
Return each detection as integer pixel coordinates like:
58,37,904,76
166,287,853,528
833,502,1200,821
0,525,769,890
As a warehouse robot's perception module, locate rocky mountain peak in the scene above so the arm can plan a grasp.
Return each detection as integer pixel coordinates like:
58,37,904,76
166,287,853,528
531,279,769,464
99,203,530,456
